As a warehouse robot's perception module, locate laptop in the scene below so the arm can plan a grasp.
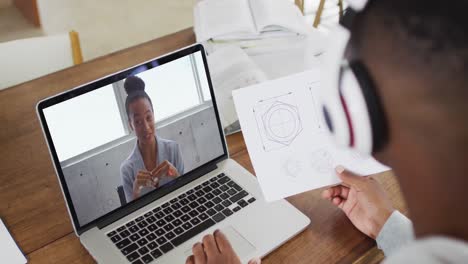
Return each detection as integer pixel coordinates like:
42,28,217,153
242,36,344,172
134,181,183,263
36,44,310,263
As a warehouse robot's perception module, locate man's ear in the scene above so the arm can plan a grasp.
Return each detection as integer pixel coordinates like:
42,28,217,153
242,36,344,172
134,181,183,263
128,119,134,131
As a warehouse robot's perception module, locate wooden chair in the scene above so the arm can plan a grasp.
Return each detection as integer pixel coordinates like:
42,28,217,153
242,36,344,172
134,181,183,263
0,30,83,90
295,0,344,27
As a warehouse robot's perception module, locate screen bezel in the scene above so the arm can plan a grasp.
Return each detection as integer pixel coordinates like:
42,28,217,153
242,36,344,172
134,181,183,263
36,44,228,235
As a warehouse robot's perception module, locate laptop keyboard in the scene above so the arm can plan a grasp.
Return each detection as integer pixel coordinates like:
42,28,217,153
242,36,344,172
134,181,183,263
106,173,256,264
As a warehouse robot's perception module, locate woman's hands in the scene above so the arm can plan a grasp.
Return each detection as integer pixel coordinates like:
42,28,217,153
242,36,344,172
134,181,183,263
132,160,180,199
186,230,260,264
322,166,394,239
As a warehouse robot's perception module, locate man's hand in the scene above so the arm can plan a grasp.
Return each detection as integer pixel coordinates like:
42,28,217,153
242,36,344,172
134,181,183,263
322,166,394,239
186,230,261,264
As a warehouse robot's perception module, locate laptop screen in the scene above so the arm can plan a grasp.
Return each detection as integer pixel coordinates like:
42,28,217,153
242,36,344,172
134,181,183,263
39,47,226,228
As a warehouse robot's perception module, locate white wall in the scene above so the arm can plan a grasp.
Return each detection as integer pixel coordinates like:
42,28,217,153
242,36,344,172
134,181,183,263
62,106,224,226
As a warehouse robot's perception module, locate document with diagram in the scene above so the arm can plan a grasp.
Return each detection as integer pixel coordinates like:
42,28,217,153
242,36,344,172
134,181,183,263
232,69,389,201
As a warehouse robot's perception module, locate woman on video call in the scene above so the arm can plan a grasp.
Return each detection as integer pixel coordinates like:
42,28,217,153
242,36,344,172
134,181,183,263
120,76,184,202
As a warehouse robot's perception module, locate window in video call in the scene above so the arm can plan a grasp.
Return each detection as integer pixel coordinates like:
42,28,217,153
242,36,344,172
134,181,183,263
43,51,224,226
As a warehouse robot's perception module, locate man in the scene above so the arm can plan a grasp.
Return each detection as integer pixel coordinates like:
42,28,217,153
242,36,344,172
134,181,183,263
187,0,468,263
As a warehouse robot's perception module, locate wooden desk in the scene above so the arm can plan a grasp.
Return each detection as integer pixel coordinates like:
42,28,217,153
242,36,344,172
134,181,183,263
0,28,407,263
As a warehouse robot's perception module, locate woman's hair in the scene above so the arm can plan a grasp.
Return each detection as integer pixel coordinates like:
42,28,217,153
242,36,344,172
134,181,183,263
124,76,154,119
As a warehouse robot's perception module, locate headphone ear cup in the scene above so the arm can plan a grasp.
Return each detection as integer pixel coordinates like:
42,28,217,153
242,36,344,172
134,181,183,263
348,61,388,153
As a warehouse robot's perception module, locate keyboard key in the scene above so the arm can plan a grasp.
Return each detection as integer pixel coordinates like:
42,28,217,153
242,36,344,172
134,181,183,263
189,201,199,208
130,234,140,242
238,199,249,208
146,233,156,241
187,194,197,201
137,221,148,228
138,246,149,255
199,212,209,221
120,230,131,238
154,211,164,219
171,202,181,210
218,176,230,184
214,204,224,212
116,238,131,249
173,219,182,227
195,185,202,190
160,242,174,253
126,251,139,262
210,177,217,182
170,197,178,203
138,229,149,237
121,242,137,255
220,185,229,192
107,230,116,237
202,186,212,193
212,213,226,223
180,193,187,199
197,205,207,213
147,241,157,250
152,207,161,213
230,190,248,203
136,216,145,222
110,234,121,243
173,210,183,218
117,226,126,232
187,189,194,194
248,197,256,203
180,198,189,205
164,215,175,222
213,197,222,204
202,181,210,186
217,173,225,178
129,225,139,233
156,237,167,245
132,260,143,264
222,208,233,217
162,202,170,208
148,224,157,232
227,189,236,196
197,197,207,204
174,227,184,235
212,189,222,196
222,200,232,207
141,254,154,263
205,193,214,200
163,223,175,232
210,182,220,188
150,249,163,259
146,216,156,223
195,190,205,197
137,238,148,247
205,201,214,208
181,214,190,222
189,210,199,217
181,206,191,213
165,231,176,240
126,221,136,227
155,228,165,236
171,219,216,246
219,193,229,200
144,211,153,217
233,206,241,212
182,222,193,230
227,181,236,187
156,219,166,227
163,207,173,214
190,217,201,225
207,208,217,216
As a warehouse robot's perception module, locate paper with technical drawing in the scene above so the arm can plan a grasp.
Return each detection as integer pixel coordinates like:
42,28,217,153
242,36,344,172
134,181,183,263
232,69,390,201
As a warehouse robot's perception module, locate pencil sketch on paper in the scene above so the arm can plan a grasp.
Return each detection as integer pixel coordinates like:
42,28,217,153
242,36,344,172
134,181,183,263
253,92,303,152
309,148,334,174
307,81,324,130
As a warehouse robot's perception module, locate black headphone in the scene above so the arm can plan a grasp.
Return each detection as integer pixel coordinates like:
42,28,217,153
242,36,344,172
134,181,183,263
318,0,388,154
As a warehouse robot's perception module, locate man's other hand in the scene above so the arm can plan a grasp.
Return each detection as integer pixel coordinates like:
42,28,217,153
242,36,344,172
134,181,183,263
322,165,394,239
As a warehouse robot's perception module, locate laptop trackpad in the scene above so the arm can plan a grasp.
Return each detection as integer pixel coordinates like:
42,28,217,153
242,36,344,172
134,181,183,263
184,226,255,258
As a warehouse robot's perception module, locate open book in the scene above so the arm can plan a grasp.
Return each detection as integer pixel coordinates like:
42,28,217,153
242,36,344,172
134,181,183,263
194,0,309,42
